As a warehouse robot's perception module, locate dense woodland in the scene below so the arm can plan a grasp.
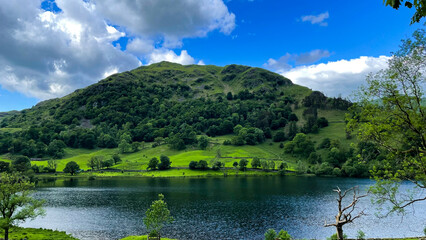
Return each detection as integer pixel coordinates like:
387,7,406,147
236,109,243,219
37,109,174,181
0,62,378,177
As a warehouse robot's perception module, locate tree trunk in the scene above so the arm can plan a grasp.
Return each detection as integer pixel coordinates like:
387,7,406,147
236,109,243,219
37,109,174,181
4,227,9,240
336,225,344,240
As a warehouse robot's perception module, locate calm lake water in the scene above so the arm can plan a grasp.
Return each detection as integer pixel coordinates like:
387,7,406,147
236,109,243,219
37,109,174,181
22,176,425,240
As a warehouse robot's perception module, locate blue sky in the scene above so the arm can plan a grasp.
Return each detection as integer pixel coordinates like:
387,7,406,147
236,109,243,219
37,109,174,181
0,0,419,111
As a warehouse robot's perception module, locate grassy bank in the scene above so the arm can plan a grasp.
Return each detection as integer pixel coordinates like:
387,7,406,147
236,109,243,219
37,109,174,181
36,168,283,179
0,227,77,240
121,236,177,240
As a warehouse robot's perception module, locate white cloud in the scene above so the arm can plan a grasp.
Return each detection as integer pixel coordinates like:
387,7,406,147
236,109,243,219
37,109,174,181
93,0,236,45
0,0,235,100
264,49,331,72
301,11,329,26
148,50,196,65
279,56,390,98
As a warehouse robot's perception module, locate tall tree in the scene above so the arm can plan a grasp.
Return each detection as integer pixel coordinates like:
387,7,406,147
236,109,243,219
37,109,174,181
347,29,426,214
0,173,45,240
143,194,174,239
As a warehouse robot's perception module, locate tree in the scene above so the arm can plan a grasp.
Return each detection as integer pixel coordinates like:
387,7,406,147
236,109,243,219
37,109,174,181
143,194,174,238
384,0,426,23
88,156,103,171
112,154,122,165
197,160,208,170
158,155,171,170
147,157,159,170
233,161,239,168
0,161,9,173
0,173,45,240
189,161,198,170
47,160,57,172
251,157,261,168
63,161,80,175
12,156,31,172
324,186,367,240
239,159,248,171
198,135,209,150
347,29,426,214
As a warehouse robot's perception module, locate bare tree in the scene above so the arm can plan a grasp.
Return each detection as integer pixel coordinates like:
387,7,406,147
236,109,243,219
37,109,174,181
324,186,368,240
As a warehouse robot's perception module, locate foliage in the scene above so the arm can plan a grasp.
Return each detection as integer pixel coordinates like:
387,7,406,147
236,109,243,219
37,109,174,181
384,0,426,23
251,157,261,168
239,159,248,171
197,135,209,150
158,155,171,170
147,157,159,170
0,173,45,240
264,229,276,240
143,194,174,237
63,161,80,175
12,156,31,172
284,133,315,158
356,230,366,240
347,29,426,213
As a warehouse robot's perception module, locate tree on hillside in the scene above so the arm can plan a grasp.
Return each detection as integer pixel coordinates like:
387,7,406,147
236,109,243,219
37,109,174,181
324,186,367,240
147,157,159,171
63,161,80,175
251,157,261,169
143,194,174,239
347,29,426,214
384,0,426,23
0,173,45,240
12,156,31,172
158,155,171,170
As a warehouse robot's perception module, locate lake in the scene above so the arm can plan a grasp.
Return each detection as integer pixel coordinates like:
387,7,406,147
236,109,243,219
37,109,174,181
22,176,426,240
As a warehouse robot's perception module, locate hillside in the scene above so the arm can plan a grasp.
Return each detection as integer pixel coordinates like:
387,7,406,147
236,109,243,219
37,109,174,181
0,62,364,177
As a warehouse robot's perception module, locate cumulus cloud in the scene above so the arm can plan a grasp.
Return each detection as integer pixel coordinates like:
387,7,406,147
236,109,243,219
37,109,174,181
0,0,140,100
301,11,329,26
264,49,331,72
148,50,196,65
280,56,390,98
0,0,236,100
93,0,236,46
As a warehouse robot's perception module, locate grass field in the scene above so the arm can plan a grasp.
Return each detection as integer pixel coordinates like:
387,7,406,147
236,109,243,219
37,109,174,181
0,227,78,240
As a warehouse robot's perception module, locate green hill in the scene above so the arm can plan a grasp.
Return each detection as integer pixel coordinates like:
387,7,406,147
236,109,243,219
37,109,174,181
0,62,363,177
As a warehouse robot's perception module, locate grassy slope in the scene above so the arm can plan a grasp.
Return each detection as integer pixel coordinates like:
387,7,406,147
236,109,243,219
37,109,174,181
0,227,78,240
17,108,350,177
0,106,350,177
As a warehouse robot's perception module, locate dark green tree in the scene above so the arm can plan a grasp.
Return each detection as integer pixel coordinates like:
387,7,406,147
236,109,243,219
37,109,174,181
147,157,159,170
158,155,171,170
63,161,80,175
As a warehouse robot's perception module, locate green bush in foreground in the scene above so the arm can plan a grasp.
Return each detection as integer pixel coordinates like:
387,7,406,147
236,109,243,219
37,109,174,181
264,229,292,240
0,227,77,240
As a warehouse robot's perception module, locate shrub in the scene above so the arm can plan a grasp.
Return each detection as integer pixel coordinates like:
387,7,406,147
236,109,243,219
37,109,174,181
197,160,208,170
189,161,198,170
277,230,292,240
251,157,261,168
239,159,248,171
356,230,366,240
158,155,171,170
264,229,276,240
